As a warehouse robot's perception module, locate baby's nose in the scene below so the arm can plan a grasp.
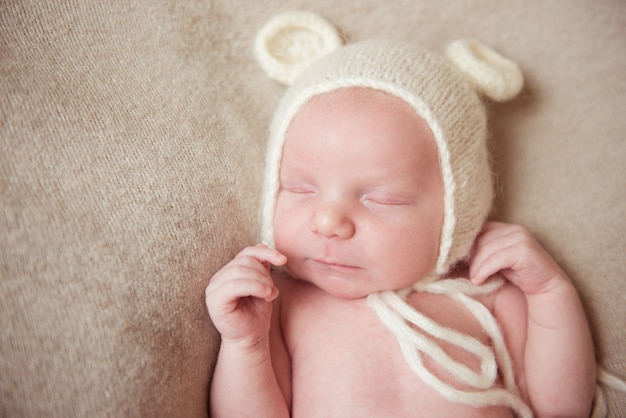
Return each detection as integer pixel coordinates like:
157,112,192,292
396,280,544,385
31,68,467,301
311,199,355,239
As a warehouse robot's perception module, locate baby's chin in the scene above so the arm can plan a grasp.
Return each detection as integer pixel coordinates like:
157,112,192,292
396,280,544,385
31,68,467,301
285,266,441,301
279,265,373,300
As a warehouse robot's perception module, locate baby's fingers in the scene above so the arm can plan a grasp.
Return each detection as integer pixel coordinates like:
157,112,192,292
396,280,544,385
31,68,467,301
470,239,520,285
207,264,278,305
205,267,279,344
470,222,535,283
470,223,564,294
210,244,285,286
237,244,287,269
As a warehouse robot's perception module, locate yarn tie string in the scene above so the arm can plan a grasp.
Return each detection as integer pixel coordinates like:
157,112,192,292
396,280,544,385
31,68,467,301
367,276,533,418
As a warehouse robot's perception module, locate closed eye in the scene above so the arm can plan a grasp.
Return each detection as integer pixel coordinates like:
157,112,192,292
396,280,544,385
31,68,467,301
285,186,316,194
280,181,317,195
363,195,411,206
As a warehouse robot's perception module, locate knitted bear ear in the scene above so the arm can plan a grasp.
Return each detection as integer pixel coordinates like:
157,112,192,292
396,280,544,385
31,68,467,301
446,40,523,102
255,11,343,85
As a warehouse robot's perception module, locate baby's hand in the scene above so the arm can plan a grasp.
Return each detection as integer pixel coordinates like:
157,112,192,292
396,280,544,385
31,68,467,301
206,244,287,346
469,221,566,296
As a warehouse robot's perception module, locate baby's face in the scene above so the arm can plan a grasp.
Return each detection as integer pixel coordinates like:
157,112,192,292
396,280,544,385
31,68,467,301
273,88,444,299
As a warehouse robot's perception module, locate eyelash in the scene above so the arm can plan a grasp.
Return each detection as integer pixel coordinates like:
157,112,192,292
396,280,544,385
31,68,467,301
285,186,315,194
281,184,410,206
363,196,408,206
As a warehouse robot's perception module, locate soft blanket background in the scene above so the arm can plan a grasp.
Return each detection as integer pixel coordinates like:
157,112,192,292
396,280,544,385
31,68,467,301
1,1,624,416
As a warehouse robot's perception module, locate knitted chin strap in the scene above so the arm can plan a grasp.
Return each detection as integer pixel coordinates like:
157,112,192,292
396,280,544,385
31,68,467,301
368,278,532,417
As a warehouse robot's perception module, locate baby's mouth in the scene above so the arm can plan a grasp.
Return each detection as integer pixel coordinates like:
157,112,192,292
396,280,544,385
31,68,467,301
312,259,360,270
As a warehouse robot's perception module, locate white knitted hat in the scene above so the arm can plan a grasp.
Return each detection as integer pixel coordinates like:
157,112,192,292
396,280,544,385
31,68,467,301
257,11,523,277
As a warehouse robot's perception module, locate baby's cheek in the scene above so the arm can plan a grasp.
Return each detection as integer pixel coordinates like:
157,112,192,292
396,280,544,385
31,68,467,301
273,199,309,244
272,217,298,255
272,230,288,255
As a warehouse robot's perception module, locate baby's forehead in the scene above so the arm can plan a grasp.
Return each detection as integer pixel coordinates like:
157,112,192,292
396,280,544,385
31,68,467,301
288,87,431,135
285,87,435,148
281,87,441,178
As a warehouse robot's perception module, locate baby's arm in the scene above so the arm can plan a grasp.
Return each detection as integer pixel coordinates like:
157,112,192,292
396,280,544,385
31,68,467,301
470,222,596,417
205,244,289,418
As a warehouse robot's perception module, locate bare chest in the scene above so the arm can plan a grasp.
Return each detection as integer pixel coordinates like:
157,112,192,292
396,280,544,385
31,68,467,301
280,283,512,417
